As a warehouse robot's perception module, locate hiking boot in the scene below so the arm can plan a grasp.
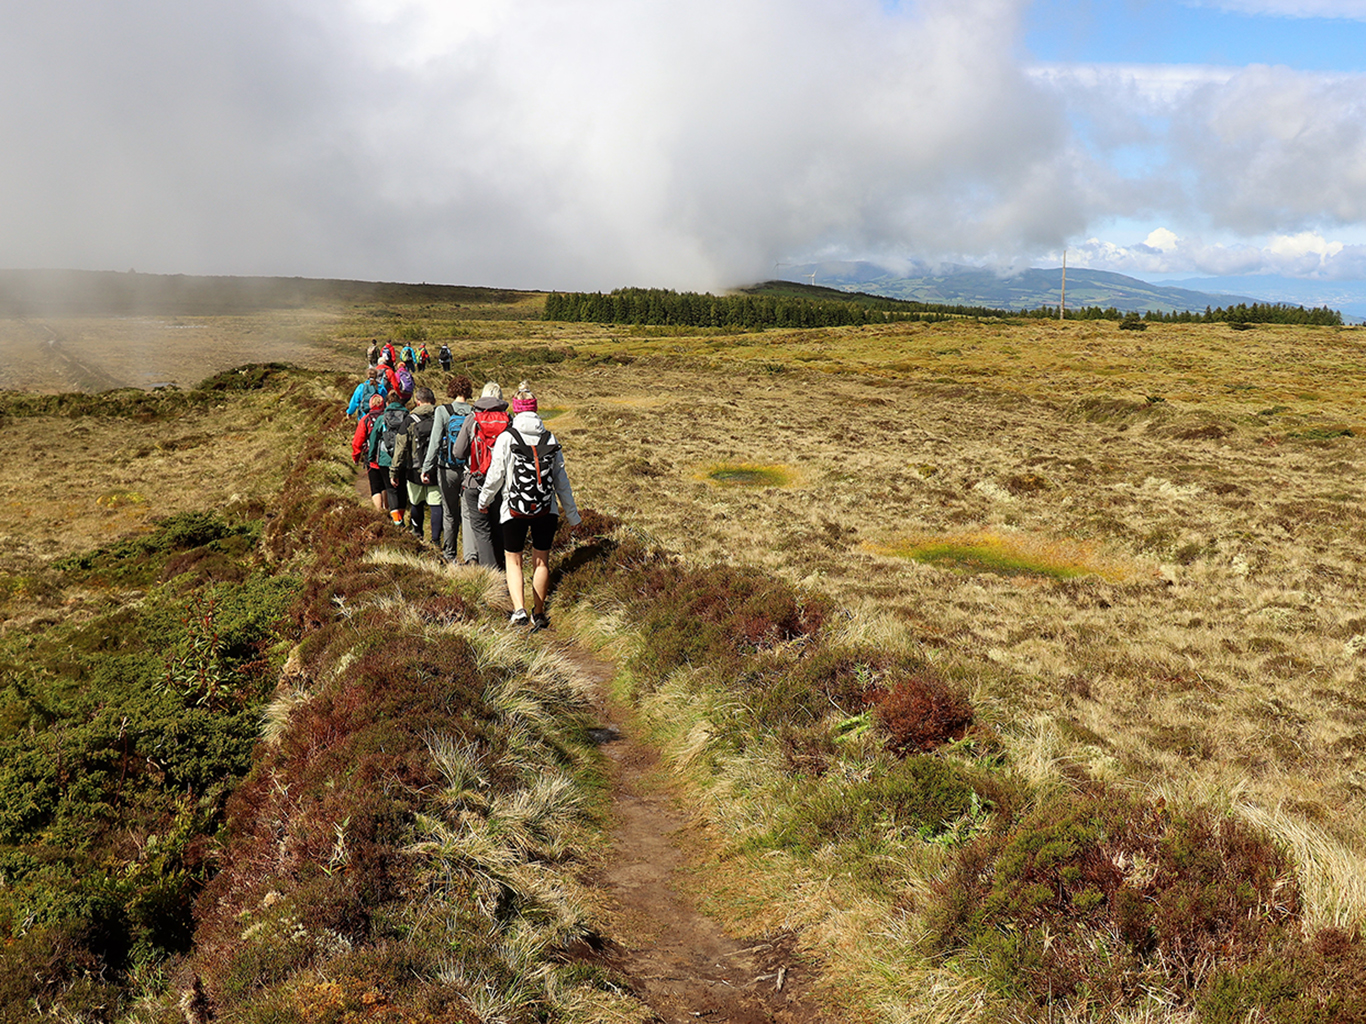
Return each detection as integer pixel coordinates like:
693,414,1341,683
531,611,550,632
509,609,530,627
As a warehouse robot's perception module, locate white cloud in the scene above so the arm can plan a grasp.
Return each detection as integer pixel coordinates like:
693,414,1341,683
0,0,1091,290
3,0,1366,291
1069,228,1364,279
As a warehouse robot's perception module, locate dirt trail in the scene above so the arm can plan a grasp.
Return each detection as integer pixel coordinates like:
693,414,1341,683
565,650,833,1024
349,463,834,1021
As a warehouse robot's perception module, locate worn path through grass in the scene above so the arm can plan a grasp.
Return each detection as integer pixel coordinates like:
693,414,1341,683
350,462,835,1021
564,647,834,1024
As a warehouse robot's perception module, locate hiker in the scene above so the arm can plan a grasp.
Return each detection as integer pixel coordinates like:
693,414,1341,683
368,391,411,526
417,343,430,372
366,339,380,367
478,382,580,629
345,367,387,419
352,394,388,513
400,343,416,373
381,357,413,403
451,381,510,570
438,343,452,372
391,386,442,544
421,374,475,564
379,341,399,368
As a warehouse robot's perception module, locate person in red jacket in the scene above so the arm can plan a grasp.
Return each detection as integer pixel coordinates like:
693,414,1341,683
352,393,388,512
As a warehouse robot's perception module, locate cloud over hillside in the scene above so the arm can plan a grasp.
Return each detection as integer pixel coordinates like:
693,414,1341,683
2,0,1364,289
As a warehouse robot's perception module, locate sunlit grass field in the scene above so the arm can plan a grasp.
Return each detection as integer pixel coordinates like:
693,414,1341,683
6,292,1366,1020
315,310,1366,869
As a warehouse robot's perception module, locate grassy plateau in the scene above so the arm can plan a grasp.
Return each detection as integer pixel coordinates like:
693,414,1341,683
2,281,1366,1023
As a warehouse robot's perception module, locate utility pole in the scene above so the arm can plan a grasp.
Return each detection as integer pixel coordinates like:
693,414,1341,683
1059,249,1067,321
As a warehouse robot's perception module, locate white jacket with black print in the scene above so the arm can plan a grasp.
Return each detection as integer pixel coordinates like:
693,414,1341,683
477,411,582,526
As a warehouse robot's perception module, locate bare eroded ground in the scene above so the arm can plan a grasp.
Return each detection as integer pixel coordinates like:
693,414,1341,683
566,650,834,1024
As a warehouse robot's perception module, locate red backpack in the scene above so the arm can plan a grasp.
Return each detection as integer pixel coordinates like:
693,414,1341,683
468,409,510,479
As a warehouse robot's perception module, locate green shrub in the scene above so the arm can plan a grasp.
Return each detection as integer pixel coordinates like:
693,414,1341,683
932,789,1302,1013
774,756,980,853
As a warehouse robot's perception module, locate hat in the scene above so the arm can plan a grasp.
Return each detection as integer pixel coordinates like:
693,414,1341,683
369,394,385,410
512,380,537,413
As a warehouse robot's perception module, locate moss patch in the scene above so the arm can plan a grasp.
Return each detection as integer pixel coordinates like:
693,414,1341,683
881,530,1136,582
703,463,795,487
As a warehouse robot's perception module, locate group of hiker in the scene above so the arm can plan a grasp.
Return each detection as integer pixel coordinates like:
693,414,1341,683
349,340,580,630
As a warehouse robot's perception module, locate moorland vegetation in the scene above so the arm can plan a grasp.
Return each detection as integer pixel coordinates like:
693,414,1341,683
2,288,1366,1022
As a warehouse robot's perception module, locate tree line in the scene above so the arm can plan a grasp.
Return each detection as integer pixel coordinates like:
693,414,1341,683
543,288,958,328
543,288,1343,328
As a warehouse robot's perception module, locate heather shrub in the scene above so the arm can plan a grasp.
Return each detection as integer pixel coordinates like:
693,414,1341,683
874,670,975,755
932,788,1302,1013
561,545,832,682
1199,927,1366,1023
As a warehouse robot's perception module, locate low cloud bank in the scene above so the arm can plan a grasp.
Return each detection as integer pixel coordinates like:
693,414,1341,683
1,0,1364,289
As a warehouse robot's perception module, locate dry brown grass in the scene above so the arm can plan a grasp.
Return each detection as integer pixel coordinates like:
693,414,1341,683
8,299,1366,1015
461,316,1366,892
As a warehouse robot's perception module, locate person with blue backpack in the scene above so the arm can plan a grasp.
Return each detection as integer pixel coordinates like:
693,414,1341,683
345,367,387,418
422,374,475,564
367,391,411,526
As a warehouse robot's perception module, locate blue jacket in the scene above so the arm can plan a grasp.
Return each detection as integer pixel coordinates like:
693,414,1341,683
347,377,389,417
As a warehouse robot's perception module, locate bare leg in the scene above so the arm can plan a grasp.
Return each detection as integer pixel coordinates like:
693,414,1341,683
505,550,525,612
530,548,551,614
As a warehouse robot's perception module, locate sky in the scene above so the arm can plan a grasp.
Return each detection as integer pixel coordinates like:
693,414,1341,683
2,0,1366,295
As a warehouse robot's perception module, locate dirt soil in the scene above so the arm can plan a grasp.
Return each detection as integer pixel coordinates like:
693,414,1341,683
565,650,834,1024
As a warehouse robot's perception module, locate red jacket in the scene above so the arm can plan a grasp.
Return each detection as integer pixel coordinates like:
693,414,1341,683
353,410,380,467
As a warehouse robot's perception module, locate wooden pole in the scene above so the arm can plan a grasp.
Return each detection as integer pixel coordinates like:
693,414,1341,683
1060,249,1067,321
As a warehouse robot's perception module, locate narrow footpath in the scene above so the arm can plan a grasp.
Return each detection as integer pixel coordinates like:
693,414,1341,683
348,468,834,1021
565,650,833,1024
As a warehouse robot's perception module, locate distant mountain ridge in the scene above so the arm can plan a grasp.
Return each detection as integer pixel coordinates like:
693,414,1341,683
776,261,1260,315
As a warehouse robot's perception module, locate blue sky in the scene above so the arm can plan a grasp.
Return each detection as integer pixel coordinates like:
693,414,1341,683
1027,0,1366,71
2,0,1366,298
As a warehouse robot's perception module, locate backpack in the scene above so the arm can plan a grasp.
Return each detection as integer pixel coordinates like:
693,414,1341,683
468,409,510,480
374,406,410,465
404,412,437,485
438,404,470,470
503,427,560,518
394,363,414,397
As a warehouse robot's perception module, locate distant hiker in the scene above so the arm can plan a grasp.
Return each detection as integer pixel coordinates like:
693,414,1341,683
368,391,411,526
452,381,510,570
380,341,399,367
352,393,388,513
479,381,580,629
422,374,475,564
438,343,452,372
346,367,387,418
366,339,380,367
401,343,416,373
391,386,442,544
417,343,430,372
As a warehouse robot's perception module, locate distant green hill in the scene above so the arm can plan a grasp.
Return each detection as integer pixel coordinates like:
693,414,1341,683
775,261,1258,315
0,269,532,315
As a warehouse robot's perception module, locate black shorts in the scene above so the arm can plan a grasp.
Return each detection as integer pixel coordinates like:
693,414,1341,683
501,514,558,553
367,465,387,495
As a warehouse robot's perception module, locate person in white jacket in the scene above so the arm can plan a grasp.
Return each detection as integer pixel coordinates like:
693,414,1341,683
478,383,581,630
